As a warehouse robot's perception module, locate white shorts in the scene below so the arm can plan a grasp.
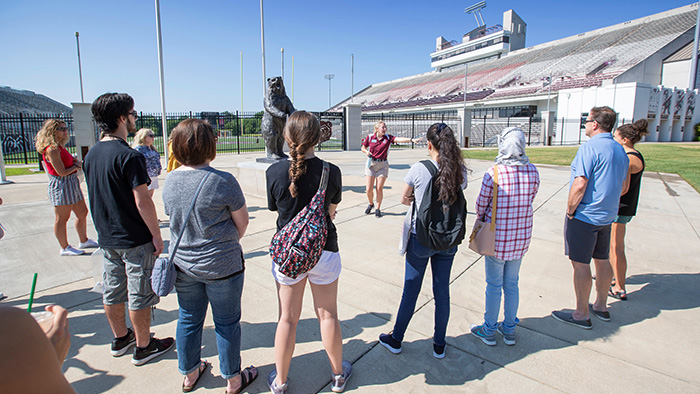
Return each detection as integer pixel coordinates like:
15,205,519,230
271,250,342,286
148,176,159,190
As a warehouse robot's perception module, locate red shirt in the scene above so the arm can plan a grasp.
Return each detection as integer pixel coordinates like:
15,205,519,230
43,146,75,177
475,164,540,260
362,133,396,160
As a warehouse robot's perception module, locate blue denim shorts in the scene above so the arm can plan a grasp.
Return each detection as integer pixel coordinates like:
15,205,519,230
102,242,159,310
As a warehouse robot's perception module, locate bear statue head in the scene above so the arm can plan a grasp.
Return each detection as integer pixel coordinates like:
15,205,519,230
267,77,286,97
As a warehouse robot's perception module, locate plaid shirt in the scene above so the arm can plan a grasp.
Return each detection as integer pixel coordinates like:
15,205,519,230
475,164,540,260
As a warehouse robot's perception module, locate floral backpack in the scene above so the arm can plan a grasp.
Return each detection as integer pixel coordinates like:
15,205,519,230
269,161,330,279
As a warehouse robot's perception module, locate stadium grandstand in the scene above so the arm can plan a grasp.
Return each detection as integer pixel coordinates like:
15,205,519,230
0,86,71,115
334,3,700,145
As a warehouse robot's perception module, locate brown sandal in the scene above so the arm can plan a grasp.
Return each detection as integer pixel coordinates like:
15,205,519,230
226,365,258,394
183,360,209,393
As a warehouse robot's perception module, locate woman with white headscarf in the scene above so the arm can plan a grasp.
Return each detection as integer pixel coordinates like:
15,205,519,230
470,127,540,347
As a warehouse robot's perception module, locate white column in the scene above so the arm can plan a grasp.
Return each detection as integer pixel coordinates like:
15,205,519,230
541,111,555,146
72,103,97,160
344,104,362,151
457,108,472,148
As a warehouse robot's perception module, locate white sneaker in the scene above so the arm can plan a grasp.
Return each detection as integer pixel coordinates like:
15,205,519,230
78,239,99,249
60,246,85,256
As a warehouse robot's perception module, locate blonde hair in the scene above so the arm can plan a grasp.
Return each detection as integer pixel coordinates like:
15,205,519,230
374,121,386,132
35,119,67,153
132,128,155,150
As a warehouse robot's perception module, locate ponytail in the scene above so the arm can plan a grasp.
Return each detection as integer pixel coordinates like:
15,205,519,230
426,123,465,204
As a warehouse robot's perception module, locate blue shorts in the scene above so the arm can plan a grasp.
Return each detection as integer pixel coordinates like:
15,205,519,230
614,215,633,224
564,217,611,264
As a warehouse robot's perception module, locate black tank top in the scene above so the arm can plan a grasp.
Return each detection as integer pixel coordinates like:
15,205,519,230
618,151,645,217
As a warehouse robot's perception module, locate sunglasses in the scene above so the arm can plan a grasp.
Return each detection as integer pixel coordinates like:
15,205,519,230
129,111,138,119
57,126,68,131
147,134,155,137
584,119,595,123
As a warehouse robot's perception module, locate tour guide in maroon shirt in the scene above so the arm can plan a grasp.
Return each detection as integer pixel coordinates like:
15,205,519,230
361,121,418,218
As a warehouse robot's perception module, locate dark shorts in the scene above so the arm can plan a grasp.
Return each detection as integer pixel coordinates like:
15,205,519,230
564,217,611,264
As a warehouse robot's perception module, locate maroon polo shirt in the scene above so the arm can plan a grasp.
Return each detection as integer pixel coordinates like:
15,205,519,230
362,133,396,160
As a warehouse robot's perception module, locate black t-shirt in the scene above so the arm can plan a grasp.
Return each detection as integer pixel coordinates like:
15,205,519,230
83,139,152,249
266,157,342,252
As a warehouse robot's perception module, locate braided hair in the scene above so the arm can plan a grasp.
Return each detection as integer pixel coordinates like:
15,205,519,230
284,111,321,198
426,123,465,204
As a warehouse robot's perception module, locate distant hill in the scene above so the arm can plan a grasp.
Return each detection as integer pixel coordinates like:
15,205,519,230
0,86,72,115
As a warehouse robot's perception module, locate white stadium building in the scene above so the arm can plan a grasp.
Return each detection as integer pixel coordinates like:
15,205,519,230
333,3,700,146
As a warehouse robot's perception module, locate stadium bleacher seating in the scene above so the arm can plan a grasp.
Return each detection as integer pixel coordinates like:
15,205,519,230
333,5,697,112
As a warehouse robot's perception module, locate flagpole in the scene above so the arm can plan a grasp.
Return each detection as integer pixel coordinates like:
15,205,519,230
154,0,169,164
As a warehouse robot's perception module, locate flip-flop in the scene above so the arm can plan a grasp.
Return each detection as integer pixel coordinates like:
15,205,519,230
608,287,628,301
182,360,209,393
227,365,258,394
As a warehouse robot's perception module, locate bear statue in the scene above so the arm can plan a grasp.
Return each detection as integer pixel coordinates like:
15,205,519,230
260,76,295,161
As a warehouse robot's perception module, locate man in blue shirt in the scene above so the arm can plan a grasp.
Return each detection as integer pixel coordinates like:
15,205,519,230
552,106,629,329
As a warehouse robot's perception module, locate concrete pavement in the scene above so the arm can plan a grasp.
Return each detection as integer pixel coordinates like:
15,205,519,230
1,147,699,393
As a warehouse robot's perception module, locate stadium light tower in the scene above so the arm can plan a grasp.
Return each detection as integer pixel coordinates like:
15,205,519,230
325,74,335,108
465,1,486,27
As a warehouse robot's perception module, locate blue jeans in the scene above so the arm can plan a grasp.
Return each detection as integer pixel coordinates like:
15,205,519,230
392,234,456,346
175,270,244,379
482,255,522,335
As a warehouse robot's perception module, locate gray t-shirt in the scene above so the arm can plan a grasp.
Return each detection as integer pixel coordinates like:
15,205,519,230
162,167,246,279
405,159,468,233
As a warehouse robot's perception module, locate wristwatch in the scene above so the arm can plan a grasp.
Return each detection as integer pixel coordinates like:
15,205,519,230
566,212,575,219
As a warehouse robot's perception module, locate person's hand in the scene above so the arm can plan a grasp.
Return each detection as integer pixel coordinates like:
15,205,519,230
330,210,338,221
44,305,70,363
73,159,82,168
152,235,164,255
401,194,415,205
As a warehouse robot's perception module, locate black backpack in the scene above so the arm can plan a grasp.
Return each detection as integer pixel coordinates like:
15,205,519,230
414,160,467,250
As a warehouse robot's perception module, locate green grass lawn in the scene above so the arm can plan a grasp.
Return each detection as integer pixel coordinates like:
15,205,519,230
3,167,42,176
463,144,700,192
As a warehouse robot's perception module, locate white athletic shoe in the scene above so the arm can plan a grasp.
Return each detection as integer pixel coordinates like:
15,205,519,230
60,246,85,256
78,239,99,249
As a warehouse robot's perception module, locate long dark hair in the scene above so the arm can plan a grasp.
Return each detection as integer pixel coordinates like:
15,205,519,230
427,123,465,204
616,119,649,145
285,111,321,198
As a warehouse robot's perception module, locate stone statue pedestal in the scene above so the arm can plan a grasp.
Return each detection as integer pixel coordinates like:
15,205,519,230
256,157,285,164
234,161,276,198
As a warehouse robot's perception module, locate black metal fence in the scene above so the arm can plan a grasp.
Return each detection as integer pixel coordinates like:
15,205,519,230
1,111,345,165
361,111,461,148
129,110,345,154
470,115,541,147
0,113,76,164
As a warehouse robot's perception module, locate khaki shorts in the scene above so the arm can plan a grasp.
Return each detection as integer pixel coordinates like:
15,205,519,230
365,160,389,178
102,242,159,310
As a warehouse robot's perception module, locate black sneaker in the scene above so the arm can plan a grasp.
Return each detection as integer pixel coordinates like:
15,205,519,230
111,328,136,357
433,343,446,359
375,209,383,218
132,337,175,366
364,204,374,215
378,333,402,354
551,310,592,330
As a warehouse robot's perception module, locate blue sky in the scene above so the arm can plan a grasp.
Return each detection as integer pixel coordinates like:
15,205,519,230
0,0,694,113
